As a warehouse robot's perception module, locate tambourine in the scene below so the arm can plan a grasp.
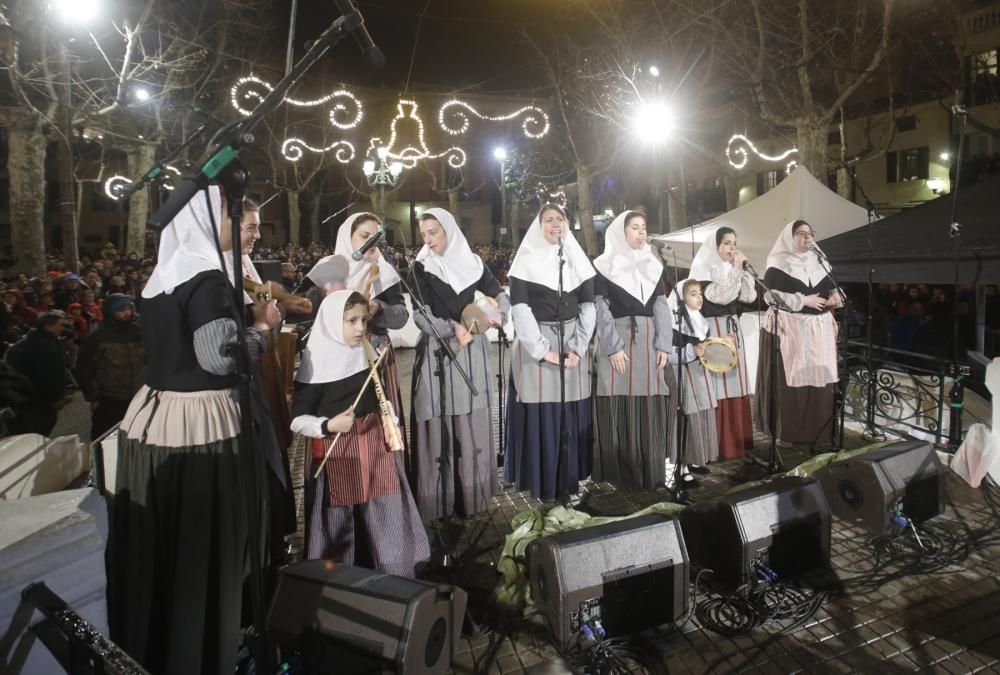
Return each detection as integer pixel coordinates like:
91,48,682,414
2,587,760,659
461,297,501,334
700,337,738,373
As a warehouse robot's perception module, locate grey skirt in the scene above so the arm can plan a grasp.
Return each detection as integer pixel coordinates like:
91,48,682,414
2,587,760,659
510,319,592,404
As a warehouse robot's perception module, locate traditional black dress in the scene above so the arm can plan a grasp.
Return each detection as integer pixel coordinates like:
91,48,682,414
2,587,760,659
408,262,509,520
592,273,672,490
109,269,287,675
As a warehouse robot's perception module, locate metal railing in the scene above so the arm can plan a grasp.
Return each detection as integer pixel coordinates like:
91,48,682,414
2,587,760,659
840,340,970,448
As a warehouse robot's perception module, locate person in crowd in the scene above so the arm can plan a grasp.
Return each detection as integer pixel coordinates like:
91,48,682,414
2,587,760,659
4,311,71,436
666,279,718,485
75,294,144,440
3,288,38,326
688,227,757,460
756,220,842,449
407,208,508,520
504,203,596,500
279,262,298,293
54,273,83,309
290,289,429,574
107,186,289,675
591,209,672,491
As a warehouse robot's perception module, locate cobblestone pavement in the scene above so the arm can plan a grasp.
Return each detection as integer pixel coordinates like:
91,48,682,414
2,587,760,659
58,346,1000,674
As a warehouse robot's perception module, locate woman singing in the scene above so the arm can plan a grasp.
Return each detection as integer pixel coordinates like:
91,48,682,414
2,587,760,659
689,227,757,460
756,220,842,449
592,209,672,491
291,290,429,575
505,203,596,500
408,208,509,521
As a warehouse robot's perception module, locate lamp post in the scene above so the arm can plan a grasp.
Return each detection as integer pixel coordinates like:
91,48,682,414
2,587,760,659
493,146,507,245
363,146,403,222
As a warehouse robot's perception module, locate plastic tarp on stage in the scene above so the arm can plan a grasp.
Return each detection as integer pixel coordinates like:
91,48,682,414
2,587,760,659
650,166,870,271
821,175,1000,284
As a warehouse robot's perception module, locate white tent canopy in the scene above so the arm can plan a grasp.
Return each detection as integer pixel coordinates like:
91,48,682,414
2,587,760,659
651,166,871,270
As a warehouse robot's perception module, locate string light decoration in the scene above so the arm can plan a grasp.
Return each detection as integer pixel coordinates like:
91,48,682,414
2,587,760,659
374,99,466,169
230,74,364,129
725,134,798,170
437,99,550,139
282,138,356,163
104,165,181,200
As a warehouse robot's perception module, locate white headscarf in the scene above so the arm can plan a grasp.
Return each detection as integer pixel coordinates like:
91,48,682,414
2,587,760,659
689,229,734,283
592,210,662,304
329,212,401,296
223,252,261,305
667,278,710,340
765,220,828,287
143,186,226,298
507,207,595,292
295,289,368,384
415,207,484,294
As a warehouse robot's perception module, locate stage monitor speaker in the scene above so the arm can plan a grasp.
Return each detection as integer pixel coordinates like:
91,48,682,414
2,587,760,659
680,476,831,588
526,513,688,648
267,562,467,675
815,440,945,535
254,259,284,285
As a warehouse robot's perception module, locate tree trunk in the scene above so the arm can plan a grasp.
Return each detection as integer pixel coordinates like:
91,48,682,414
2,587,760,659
795,121,830,179
57,140,79,271
307,192,321,245
447,189,459,219
667,163,687,232
836,168,853,201
509,197,522,249
8,114,47,276
287,190,301,244
724,173,740,211
125,143,157,257
575,163,597,256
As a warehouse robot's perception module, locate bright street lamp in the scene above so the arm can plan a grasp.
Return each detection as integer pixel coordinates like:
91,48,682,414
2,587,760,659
133,87,150,102
364,148,403,220
939,151,950,161
633,101,675,145
648,65,660,77
51,0,99,24
493,146,507,161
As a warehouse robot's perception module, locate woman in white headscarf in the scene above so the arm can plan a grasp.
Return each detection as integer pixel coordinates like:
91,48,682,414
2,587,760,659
290,290,430,575
407,208,509,521
505,203,596,501
689,227,757,460
108,187,286,675
591,208,673,491
667,278,719,484
756,220,842,449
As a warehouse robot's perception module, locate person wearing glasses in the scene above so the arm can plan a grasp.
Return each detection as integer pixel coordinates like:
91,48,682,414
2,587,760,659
756,219,842,450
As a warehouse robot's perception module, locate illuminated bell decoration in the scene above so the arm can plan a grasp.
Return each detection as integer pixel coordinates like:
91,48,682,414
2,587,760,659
372,99,466,169
437,99,549,139
726,134,798,172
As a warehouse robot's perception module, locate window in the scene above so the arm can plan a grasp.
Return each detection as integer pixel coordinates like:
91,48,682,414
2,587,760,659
827,130,841,146
970,49,1000,105
885,146,929,183
895,115,917,132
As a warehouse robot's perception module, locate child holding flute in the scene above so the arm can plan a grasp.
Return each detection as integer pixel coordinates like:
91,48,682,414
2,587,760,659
290,290,429,576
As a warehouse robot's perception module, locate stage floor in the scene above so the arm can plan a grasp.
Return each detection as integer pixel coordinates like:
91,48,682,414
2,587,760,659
282,346,1000,674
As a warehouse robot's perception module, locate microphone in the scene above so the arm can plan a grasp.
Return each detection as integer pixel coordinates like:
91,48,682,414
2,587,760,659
333,0,386,68
809,243,827,260
742,260,758,276
650,240,673,252
351,225,386,261
951,104,972,116
837,156,861,167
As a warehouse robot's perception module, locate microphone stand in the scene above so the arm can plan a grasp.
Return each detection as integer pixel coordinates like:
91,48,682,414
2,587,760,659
841,160,883,441
556,236,570,506
496,323,510,467
114,120,214,201
385,243,478,569
745,267,792,477
666,255,692,505
947,106,971,449
813,248,850,452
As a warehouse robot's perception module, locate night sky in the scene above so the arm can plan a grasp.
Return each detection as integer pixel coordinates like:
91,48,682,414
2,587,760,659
280,0,557,93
